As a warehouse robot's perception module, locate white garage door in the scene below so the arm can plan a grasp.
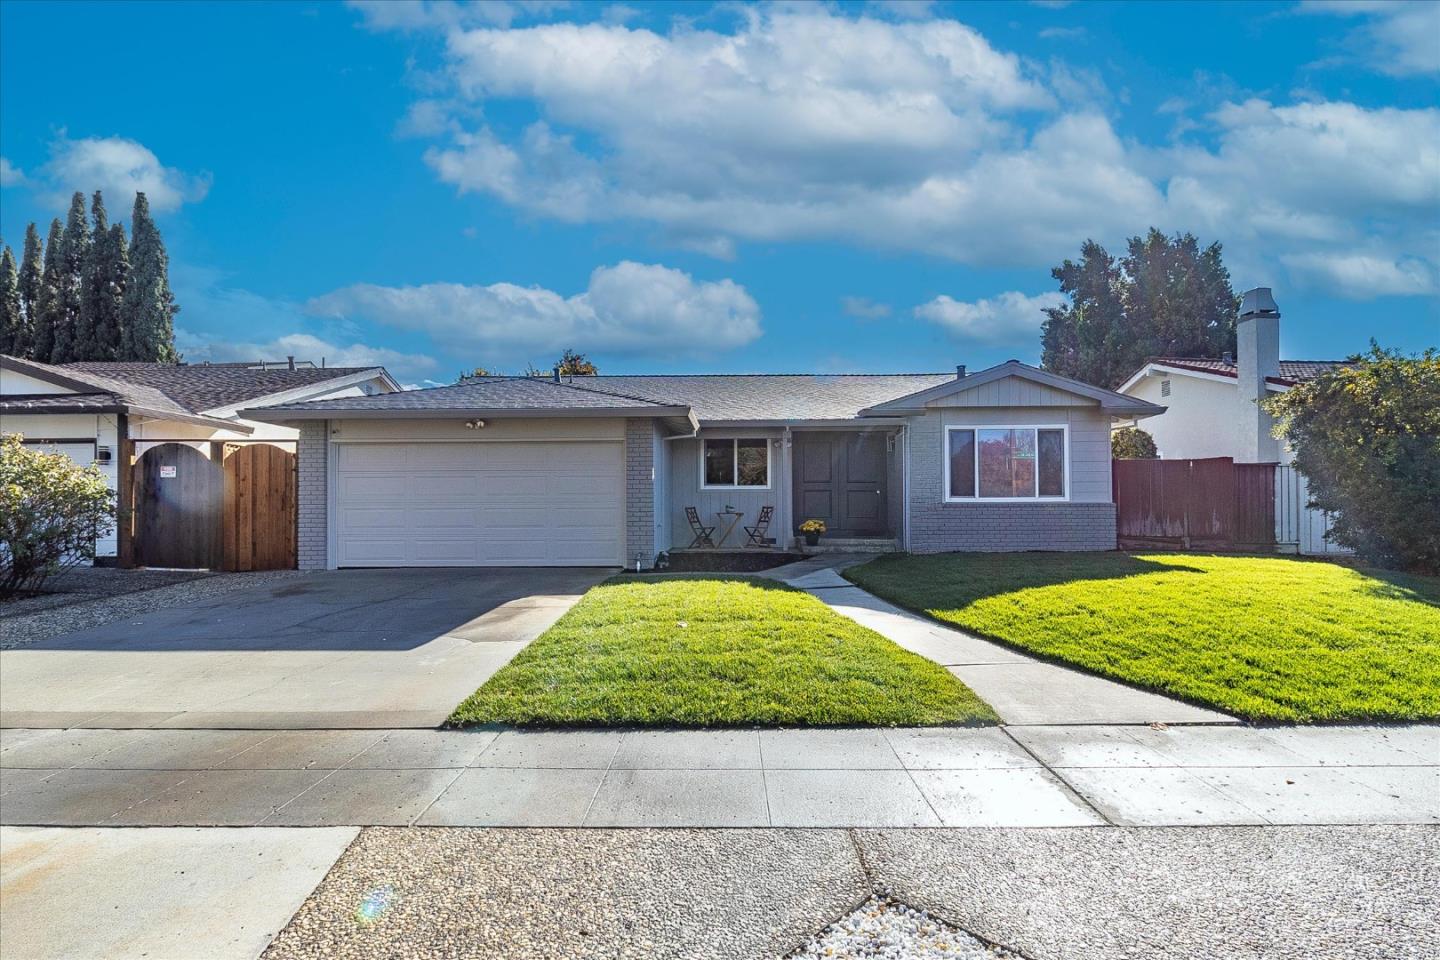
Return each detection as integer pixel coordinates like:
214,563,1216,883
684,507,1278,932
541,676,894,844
335,441,625,567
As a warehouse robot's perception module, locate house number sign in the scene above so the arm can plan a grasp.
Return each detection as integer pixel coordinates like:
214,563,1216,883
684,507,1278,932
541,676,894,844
160,466,177,478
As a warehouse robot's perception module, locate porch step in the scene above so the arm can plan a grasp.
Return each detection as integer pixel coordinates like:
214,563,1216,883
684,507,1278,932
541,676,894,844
799,538,898,555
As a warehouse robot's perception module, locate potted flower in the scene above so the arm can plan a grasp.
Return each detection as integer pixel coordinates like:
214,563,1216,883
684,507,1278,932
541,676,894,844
799,518,826,547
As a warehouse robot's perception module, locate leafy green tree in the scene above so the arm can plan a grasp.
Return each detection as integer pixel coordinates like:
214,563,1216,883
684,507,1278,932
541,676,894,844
1111,426,1158,459
1042,229,1238,388
119,192,178,363
0,244,20,355
30,219,63,363
1265,344,1440,574
0,433,117,598
48,192,91,363
16,223,43,355
78,192,128,360
555,348,598,375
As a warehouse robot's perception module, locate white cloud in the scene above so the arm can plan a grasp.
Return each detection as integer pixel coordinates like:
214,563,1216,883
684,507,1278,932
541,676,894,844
349,0,570,32
377,6,1439,298
305,261,762,359
1280,252,1437,299
915,291,1066,343
41,135,209,212
841,296,893,320
0,157,26,187
1299,0,1440,76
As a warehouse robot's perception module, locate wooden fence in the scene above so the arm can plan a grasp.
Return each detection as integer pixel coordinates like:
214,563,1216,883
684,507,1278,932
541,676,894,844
1113,457,1277,551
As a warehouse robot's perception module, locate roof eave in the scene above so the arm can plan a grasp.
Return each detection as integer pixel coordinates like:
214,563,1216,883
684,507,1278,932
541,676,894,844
198,367,398,418
237,404,692,423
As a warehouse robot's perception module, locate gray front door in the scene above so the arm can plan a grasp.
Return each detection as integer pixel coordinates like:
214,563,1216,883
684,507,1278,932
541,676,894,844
793,432,889,538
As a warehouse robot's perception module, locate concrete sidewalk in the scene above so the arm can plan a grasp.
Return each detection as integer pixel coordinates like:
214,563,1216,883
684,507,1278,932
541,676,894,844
3,724,1435,828
771,557,1234,725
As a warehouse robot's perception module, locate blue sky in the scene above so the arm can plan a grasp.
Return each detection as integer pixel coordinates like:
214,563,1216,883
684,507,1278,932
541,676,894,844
1,0,1436,384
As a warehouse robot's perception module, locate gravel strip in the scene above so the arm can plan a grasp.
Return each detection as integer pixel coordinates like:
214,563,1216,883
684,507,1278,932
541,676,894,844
859,825,1440,960
790,896,1015,959
0,570,310,648
0,567,213,617
262,827,867,960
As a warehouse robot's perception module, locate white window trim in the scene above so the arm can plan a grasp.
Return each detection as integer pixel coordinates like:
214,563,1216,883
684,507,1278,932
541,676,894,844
943,424,1070,503
699,437,773,490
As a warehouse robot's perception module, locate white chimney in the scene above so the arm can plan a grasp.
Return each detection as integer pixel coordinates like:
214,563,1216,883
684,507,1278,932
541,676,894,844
1236,287,1281,462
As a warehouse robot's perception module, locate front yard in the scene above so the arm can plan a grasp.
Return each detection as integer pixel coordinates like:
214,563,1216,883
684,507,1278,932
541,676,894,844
450,576,995,727
845,552,1440,723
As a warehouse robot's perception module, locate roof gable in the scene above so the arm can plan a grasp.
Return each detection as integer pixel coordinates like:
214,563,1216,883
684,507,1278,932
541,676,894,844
861,360,1166,417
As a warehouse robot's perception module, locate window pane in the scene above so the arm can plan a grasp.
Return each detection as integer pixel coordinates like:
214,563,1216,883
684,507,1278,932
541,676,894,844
704,439,734,485
736,439,768,486
978,428,1036,498
948,429,975,497
1038,429,1065,497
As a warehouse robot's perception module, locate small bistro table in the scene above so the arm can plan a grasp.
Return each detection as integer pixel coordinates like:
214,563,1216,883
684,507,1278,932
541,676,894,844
713,509,744,548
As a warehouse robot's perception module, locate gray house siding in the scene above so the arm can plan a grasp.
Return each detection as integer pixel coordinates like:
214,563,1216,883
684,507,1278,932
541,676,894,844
666,428,789,551
906,408,1117,552
297,419,329,570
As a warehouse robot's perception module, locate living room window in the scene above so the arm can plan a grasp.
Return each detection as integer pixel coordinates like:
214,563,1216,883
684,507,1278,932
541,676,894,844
946,426,1067,501
702,438,770,488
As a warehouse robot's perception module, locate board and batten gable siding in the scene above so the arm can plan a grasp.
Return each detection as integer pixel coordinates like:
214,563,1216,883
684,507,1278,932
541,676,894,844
1,368,80,394
907,404,1117,552
930,377,1091,408
666,427,790,551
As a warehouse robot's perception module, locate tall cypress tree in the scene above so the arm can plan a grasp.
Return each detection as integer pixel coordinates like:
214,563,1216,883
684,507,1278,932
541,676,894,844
30,219,63,363
77,191,127,360
120,192,178,363
49,192,91,363
0,244,20,356
16,223,43,357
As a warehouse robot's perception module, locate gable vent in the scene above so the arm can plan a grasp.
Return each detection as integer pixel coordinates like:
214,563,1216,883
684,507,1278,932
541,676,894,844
1160,379,1171,398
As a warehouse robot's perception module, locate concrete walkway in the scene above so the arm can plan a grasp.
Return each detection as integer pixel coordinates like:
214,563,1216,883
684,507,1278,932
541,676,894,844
4,724,1435,828
770,556,1234,725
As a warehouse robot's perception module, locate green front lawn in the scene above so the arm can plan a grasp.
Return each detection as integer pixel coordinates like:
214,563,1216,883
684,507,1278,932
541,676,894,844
449,576,996,727
845,552,1440,723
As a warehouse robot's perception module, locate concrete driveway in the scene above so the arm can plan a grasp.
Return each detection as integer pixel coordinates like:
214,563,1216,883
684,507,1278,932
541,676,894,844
0,568,610,730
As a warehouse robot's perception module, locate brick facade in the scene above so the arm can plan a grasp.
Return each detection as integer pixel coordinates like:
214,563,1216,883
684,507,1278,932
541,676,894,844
906,411,1117,552
297,420,329,570
624,418,657,569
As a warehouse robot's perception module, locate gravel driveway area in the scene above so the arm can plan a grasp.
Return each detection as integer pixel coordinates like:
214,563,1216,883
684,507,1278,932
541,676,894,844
260,825,1438,960
1,569,309,649
262,828,867,960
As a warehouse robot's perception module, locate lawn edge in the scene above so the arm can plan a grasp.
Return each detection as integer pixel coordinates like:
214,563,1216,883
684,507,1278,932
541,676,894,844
841,555,1440,727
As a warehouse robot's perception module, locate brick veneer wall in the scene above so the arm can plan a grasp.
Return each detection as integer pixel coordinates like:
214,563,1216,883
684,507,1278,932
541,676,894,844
906,412,1117,552
625,418,657,569
297,420,329,570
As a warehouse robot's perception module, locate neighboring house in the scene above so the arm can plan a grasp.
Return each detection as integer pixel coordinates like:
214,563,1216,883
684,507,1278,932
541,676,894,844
239,360,1164,570
1114,288,1344,463
1113,287,1352,555
1,354,399,564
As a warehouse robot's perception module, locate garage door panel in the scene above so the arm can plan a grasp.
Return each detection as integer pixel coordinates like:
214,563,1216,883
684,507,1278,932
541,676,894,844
339,444,409,471
336,440,623,567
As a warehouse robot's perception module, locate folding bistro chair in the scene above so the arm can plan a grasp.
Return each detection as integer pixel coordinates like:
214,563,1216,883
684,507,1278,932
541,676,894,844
685,507,717,548
743,505,775,548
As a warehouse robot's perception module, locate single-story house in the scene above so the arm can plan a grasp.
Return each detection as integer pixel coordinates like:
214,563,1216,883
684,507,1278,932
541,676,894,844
1,354,399,565
239,360,1165,570
1114,288,1345,464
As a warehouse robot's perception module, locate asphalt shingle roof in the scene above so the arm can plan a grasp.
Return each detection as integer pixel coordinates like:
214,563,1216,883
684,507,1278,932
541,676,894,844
62,362,380,412
255,376,680,413
545,373,958,421
1152,357,1346,386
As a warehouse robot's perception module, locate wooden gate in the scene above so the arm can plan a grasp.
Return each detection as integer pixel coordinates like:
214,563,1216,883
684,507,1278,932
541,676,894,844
132,443,224,568
221,443,297,571
1114,457,1276,551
